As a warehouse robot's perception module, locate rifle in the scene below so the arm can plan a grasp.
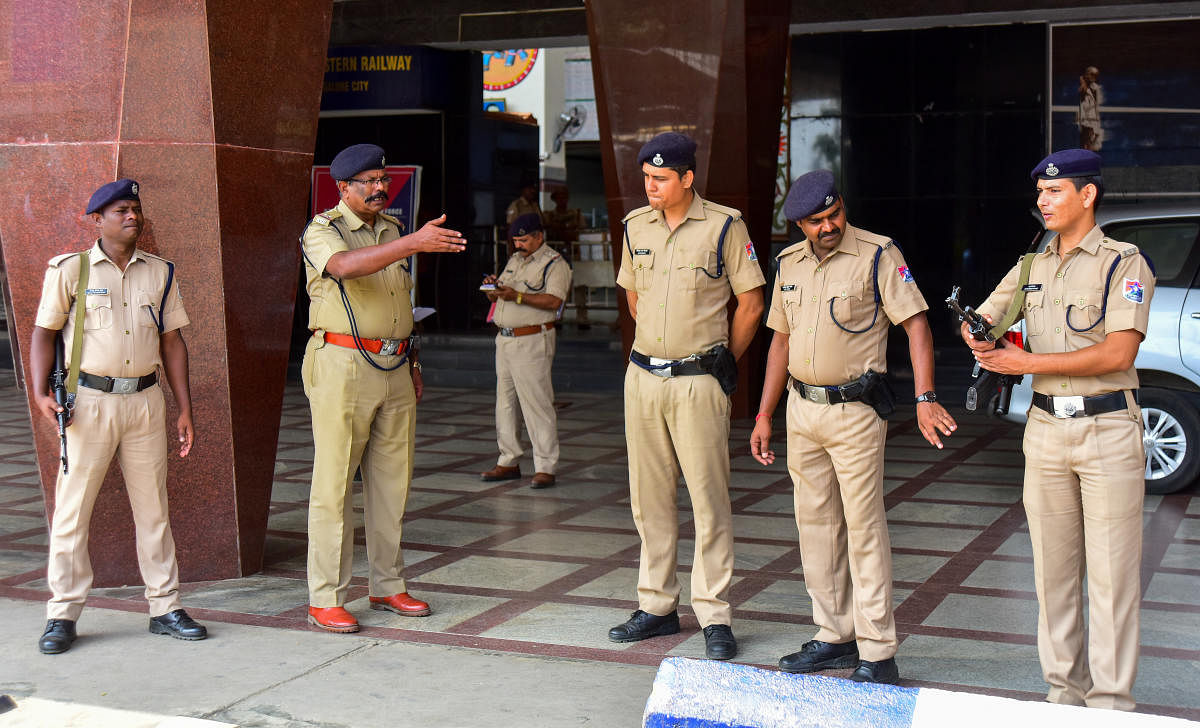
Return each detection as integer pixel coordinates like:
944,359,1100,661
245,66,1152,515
49,333,73,473
945,286,1022,415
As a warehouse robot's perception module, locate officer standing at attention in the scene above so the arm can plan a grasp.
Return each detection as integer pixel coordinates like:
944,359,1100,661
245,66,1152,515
749,170,957,684
962,149,1153,710
479,213,572,489
302,144,466,633
607,132,765,660
31,179,206,653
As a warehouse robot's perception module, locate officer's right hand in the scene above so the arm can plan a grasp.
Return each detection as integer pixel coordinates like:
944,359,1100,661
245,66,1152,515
960,315,997,352
409,214,466,254
750,418,775,466
34,393,71,427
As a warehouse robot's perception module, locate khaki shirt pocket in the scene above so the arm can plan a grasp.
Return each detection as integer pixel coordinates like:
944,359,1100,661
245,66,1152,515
677,250,718,291
83,292,112,330
827,280,870,329
1065,287,1105,334
779,285,804,329
137,291,160,328
1024,290,1046,336
632,250,656,290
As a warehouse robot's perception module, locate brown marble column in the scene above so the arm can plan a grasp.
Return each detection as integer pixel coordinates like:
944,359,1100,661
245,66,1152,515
0,0,333,585
586,0,790,415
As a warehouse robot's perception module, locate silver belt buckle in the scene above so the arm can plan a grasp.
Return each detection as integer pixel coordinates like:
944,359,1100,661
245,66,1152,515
112,377,138,394
1052,395,1085,418
499,328,514,337
804,384,830,405
648,356,675,377
379,338,401,355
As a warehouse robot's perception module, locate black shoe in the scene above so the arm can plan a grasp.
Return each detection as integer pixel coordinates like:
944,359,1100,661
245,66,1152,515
849,657,900,684
149,609,207,640
778,639,859,673
702,624,738,660
607,610,680,643
39,619,76,654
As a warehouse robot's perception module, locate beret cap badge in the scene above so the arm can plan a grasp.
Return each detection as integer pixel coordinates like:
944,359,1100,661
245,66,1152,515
824,195,834,206
130,182,139,195
1046,163,1059,177
652,153,664,166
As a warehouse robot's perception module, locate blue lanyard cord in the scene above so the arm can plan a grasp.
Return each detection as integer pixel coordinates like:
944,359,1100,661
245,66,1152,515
1064,250,1155,334
299,222,411,372
828,246,883,335
146,261,174,334
622,215,733,279
519,257,559,292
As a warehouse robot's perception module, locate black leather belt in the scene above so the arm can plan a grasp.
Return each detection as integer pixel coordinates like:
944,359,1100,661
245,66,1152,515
1032,390,1135,418
79,371,157,394
789,377,867,405
630,350,708,377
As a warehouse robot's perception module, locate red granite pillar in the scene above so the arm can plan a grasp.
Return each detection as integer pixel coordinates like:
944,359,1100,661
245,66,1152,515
0,0,333,584
586,0,790,415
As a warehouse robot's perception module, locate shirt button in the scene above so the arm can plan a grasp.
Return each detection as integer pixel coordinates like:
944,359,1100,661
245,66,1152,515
811,296,817,302
656,337,662,341
1054,298,1061,305
816,267,822,273
125,359,130,364
1056,272,1064,278
390,291,395,296
1055,327,1062,333
1061,382,1068,388
658,303,664,308
124,330,130,335
804,358,810,364
807,327,813,333
123,302,128,307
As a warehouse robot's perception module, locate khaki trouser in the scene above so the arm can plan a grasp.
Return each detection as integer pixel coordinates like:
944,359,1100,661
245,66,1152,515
495,329,559,474
785,393,896,661
1023,405,1144,711
46,384,182,620
624,365,733,627
303,337,416,606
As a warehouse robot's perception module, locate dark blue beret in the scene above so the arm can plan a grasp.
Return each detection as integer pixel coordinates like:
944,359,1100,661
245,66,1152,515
637,132,697,169
330,143,387,180
1030,149,1102,180
783,170,840,221
509,213,543,238
86,178,140,215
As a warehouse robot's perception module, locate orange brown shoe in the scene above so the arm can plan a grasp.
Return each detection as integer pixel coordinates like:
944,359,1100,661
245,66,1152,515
480,464,521,482
369,593,431,617
307,606,360,633
530,473,556,489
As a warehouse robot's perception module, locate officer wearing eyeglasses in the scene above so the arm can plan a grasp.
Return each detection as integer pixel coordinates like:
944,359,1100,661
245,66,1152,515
962,149,1155,710
607,131,765,661
301,143,466,633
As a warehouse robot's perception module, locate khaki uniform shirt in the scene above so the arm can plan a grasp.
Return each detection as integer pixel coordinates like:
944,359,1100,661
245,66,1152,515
543,207,584,242
617,193,766,359
505,198,542,225
35,241,188,378
766,225,927,385
493,244,572,328
976,225,1154,397
302,201,413,340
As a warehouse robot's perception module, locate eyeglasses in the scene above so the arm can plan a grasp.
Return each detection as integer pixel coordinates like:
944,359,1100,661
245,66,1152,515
348,176,392,187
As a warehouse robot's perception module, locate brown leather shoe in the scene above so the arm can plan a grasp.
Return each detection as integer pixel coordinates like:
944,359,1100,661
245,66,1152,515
481,464,521,482
530,473,556,489
307,606,359,633
369,593,431,617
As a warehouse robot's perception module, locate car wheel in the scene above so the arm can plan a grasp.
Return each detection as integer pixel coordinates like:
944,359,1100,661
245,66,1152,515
1140,387,1200,495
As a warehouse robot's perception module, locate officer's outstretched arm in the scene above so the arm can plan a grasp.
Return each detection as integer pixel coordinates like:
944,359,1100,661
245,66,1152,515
159,329,194,457
729,287,764,360
325,215,466,279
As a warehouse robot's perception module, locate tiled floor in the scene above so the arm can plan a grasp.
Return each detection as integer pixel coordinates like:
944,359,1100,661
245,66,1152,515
0,376,1198,720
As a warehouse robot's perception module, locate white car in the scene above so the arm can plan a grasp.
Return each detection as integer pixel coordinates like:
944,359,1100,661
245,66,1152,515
994,202,1200,495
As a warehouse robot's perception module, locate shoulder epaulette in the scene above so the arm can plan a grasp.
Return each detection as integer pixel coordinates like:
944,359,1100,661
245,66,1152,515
700,200,742,221
48,251,84,267
312,209,343,226
622,205,654,223
1100,237,1139,258
379,211,400,225
776,242,807,260
855,228,894,249
137,249,168,265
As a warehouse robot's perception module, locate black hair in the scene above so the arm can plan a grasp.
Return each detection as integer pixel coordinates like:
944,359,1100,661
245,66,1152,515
1067,175,1105,208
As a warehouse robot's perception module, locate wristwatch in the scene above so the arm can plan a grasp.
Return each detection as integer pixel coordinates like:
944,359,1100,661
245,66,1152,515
410,361,423,373
915,391,937,403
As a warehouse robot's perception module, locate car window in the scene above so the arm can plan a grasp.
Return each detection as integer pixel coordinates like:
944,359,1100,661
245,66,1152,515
1102,218,1200,285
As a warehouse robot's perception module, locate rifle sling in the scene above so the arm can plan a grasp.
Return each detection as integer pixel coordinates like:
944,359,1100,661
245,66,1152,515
987,253,1035,341
66,252,90,395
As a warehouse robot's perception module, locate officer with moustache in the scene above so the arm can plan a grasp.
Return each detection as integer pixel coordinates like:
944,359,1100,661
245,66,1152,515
302,144,466,633
963,149,1153,710
608,132,765,660
750,170,957,684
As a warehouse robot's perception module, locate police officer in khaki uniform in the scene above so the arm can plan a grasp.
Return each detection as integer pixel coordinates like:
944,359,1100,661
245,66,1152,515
302,144,465,633
505,174,542,225
749,171,957,684
479,213,572,489
31,179,206,653
963,149,1154,710
607,132,765,661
